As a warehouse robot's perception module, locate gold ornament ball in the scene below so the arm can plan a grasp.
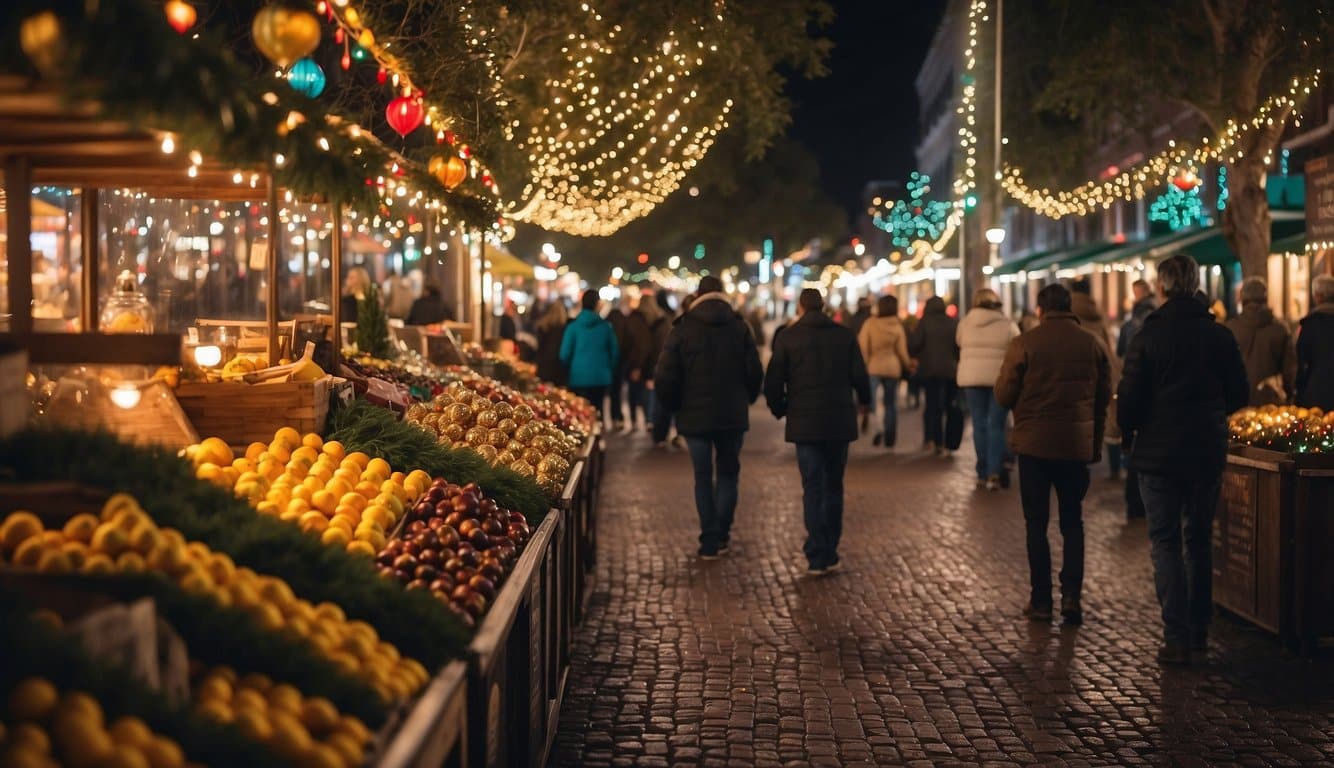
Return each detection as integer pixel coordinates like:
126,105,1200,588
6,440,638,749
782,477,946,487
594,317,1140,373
252,6,322,69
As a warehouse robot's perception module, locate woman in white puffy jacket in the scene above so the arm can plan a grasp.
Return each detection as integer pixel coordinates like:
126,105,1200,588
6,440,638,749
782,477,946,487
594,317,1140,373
956,288,1020,489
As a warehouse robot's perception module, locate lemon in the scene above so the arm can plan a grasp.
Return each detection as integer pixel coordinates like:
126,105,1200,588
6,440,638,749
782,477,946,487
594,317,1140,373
267,712,312,759
82,553,115,575
238,673,272,693
52,712,111,766
89,524,129,557
1,511,45,554
338,715,369,743
345,540,376,558
100,494,141,521
320,527,350,548
257,578,294,607
253,603,285,631
299,513,329,535
12,537,48,568
194,463,223,483
60,541,89,570
7,721,51,752
195,675,233,703
108,716,154,749
310,490,338,516
192,698,232,724
198,437,234,467
61,514,100,544
325,731,364,766
245,442,267,462
297,697,339,733
255,500,281,516
232,687,268,715
266,684,302,714
299,743,344,768
8,676,59,721
101,743,152,768
205,553,236,584
231,708,272,743
315,603,345,624
116,551,147,573
126,524,162,556
321,441,346,461
108,510,149,534
274,426,302,448
141,736,185,768
35,548,73,574
0,744,47,768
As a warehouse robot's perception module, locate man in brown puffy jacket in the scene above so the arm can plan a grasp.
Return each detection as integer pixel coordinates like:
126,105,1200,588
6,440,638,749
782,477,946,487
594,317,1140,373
995,283,1111,626
1225,278,1294,405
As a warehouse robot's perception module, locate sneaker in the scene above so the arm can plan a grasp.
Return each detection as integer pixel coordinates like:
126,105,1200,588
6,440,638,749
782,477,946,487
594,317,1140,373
1022,602,1053,621
718,542,730,556
698,546,719,560
1157,643,1190,665
1060,596,1083,626
824,559,842,573
985,475,1001,491
805,564,826,576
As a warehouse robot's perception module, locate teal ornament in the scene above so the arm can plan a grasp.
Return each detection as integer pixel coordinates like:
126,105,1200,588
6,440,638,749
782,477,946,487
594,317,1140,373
286,57,325,98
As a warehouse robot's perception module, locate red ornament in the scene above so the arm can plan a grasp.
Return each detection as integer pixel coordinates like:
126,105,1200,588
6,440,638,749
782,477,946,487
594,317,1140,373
376,68,387,85
165,1,196,34
1172,169,1200,192
444,130,456,145
386,95,424,137
334,27,344,44
341,51,351,70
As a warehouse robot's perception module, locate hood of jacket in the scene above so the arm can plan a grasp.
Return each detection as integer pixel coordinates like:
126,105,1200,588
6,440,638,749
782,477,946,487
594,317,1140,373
961,306,1008,331
688,293,738,325
573,309,604,327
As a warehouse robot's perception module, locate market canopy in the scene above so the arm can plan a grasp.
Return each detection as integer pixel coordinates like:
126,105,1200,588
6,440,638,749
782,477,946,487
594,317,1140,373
1176,218,1305,266
484,247,535,279
991,246,1065,276
1023,241,1121,273
1089,226,1214,267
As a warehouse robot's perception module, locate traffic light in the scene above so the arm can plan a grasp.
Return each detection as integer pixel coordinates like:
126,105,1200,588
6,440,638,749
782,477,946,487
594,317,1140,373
637,252,649,264
964,194,979,211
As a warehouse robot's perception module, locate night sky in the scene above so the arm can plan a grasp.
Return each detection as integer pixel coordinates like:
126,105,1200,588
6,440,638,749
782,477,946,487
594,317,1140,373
787,0,947,220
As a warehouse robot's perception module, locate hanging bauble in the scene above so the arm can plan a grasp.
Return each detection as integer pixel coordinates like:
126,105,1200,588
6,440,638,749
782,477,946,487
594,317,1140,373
385,95,425,137
1172,169,1201,192
428,156,449,186
285,57,326,98
252,6,321,69
443,156,468,189
164,1,197,34
19,11,64,76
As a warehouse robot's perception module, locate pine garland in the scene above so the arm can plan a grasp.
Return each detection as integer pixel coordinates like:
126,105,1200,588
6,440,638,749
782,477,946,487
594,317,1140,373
326,400,552,523
0,591,287,768
0,429,472,673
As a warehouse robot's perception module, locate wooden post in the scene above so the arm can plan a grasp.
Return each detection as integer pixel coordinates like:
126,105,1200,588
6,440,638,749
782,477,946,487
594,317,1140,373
80,188,99,331
478,233,487,340
329,201,343,372
5,156,33,335
266,180,280,366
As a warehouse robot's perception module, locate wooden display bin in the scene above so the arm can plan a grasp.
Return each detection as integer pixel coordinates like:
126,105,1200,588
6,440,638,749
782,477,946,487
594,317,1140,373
465,511,560,768
377,661,469,768
174,375,338,445
1216,445,1334,653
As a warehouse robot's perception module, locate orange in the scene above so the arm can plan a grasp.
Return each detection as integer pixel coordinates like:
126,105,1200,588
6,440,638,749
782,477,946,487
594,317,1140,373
301,433,323,450
1,511,45,553
244,442,267,462
320,527,350,548
310,490,338,515
62,513,100,544
321,440,346,462
343,451,370,470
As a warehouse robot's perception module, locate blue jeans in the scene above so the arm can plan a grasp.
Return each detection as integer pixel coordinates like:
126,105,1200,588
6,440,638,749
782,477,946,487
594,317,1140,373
963,386,1008,480
1139,471,1222,645
796,441,849,568
685,431,745,553
876,377,899,446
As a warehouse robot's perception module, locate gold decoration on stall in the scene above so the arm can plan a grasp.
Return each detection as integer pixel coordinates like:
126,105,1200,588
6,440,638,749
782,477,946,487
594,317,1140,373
252,6,322,68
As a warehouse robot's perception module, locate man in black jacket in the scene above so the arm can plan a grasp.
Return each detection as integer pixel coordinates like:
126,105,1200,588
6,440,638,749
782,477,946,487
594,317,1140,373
654,276,764,559
1118,254,1248,665
764,288,872,574
1295,274,1334,409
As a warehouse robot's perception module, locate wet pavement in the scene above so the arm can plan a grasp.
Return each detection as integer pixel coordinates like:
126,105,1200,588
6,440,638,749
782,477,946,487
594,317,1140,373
555,400,1334,767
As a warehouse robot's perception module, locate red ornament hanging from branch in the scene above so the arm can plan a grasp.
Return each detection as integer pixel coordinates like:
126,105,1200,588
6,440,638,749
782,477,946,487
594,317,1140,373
164,1,197,34
386,95,425,137
1172,169,1201,192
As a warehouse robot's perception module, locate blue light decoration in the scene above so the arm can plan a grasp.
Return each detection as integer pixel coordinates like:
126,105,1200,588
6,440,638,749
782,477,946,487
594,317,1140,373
693,243,705,260
1216,166,1229,212
872,172,952,248
285,57,326,98
1149,184,1207,232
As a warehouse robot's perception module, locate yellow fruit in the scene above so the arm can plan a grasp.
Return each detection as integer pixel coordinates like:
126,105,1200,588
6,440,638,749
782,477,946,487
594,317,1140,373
345,540,376,558
198,437,234,467
194,463,223,483
100,493,141,520
238,673,272,692
108,716,154,749
255,500,281,516
141,736,185,768
12,537,48,568
361,506,392,530
116,551,147,573
206,553,236,584
338,715,369,743
257,458,284,481
267,684,302,714
232,687,268,714
310,490,338,516
245,442,267,462
1,511,45,553
325,477,354,499
337,492,367,513
126,524,162,556
377,494,404,518
231,708,272,743
321,441,345,461
297,696,339,733
101,743,152,768
267,443,293,465
89,525,129,557
62,514,100,544
274,426,302,448
364,456,392,479
8,676,59,720
326,731,364,766
254,603,285,631
300,743,344,768
195,675,232,703
268,712,312,759
192,698,233,724
320,527,350,548
82,553,115,575
343,452,370,470
109,509,149,534
353,480,381,499
285,498,312,517
185,542,211,562
380,479,407,502
52,714,111,765
327,516,354,534
35,548,73,574
7,721,51,753
299,512,329,535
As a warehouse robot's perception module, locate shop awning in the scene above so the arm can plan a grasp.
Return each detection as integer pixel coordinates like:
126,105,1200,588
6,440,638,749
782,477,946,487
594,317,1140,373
1270,232,1305,254
1089,226,1214,267
483,247,535,279
1023,241,1121,273
1178,218,1305,265
991,246,1065,276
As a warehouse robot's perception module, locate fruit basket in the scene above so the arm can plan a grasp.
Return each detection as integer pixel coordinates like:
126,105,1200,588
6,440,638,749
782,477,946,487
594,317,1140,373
175,376,340,447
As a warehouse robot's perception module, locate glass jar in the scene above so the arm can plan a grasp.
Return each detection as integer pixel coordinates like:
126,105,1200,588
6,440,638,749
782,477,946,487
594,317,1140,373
100,270,153,334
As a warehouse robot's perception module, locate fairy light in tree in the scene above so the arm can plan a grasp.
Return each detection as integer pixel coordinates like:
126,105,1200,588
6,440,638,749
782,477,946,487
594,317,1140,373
1148,182,1207,232
872,172,952,248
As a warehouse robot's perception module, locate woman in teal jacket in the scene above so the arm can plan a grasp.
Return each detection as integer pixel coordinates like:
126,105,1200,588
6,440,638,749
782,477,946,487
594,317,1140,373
561,289,620,419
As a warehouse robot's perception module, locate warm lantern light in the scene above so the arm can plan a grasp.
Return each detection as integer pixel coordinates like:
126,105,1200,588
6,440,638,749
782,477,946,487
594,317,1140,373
194,345,223,368
109,383,141,410
984,227,1006,245
164,0,197,34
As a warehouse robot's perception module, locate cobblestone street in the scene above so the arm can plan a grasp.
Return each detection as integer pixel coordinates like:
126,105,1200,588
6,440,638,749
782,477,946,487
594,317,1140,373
555,404,1334,767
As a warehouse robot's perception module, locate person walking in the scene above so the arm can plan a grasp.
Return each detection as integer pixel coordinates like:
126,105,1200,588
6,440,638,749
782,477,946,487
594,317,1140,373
764,288,871,575
1295,274,1334,409
957,288,1019,490
857,295,913,449
560,290,619,422
1118,254,1248,664
533,301,569,385
622,293,667,430
1070,280,1121,480
995,283,1111,626
1225,277,1294,406
910,296,961,454
654,276,763,559
405,283,454,326
605,301,630,431
1117,279,1156,520
652,293,695,449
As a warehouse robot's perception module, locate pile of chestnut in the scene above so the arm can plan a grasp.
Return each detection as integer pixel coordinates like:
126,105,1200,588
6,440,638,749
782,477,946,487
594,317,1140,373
375,478,532,627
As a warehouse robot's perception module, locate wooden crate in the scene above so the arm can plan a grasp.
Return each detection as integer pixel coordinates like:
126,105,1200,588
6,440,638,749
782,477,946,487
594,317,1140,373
175,376,333,445
376,661,469,768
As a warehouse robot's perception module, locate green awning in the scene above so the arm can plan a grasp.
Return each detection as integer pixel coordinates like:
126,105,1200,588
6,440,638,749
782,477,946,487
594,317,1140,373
991,246,1066,276
1024,241,1121,272
1271,232,1305,254
1178,219,1305,266
1090,226,1213,267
